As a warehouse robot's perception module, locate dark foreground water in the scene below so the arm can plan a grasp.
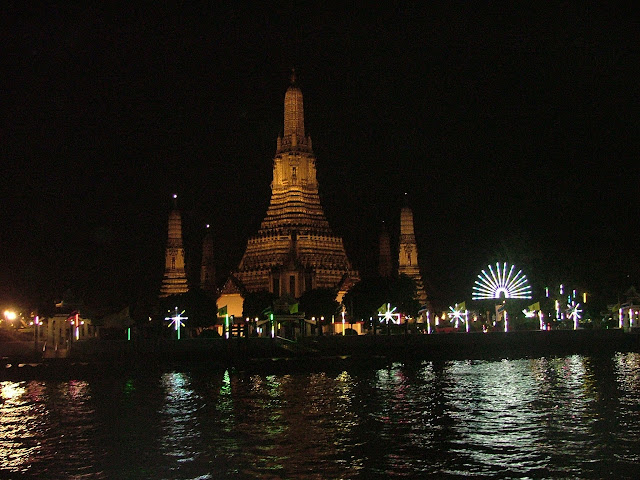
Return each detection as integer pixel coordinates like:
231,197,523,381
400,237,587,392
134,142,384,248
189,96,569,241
1,353,640,479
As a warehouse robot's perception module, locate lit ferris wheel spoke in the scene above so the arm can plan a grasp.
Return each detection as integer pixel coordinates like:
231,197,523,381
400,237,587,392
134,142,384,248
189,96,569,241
472,262,532,300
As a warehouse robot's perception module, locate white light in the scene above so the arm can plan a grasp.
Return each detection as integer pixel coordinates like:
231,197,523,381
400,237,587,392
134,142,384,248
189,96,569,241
472,262,532,300
378,303,401,325
448,304,465,329
448,304,470,332
165,307,188,340
568,302,582,330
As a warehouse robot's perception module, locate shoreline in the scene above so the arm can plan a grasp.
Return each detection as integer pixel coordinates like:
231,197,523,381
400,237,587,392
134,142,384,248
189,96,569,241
2,329,639,378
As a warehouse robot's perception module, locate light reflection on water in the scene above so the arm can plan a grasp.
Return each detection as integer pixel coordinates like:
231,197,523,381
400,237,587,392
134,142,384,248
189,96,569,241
1,353,640,479
0,379,103,479
0,381,35,472
159,372,204,476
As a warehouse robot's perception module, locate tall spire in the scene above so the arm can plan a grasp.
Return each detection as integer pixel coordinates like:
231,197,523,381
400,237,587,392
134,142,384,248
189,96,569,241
160,194,189,298
378,221,392,277
200,224,216,295
234,75,358,298
398,194,427,305
282,68,306,146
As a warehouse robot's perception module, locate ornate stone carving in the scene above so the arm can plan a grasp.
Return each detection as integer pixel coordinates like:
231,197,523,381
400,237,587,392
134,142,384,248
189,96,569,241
234,75,358,298
398,204,427,305
160,196,189,297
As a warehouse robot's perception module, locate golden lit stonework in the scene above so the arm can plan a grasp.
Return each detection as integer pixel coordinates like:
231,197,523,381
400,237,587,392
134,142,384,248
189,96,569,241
398,202,428,305
234,73,358,299
160,195,189,297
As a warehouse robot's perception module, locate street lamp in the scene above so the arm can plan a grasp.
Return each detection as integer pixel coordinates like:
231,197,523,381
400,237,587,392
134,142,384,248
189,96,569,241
4,310,17,326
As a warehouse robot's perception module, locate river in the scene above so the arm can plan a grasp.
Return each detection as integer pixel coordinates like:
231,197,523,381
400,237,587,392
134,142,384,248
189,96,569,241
1,353,639,479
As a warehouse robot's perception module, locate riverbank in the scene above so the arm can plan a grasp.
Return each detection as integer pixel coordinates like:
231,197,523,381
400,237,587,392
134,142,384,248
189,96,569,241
2,329,639,369
300,328,640,360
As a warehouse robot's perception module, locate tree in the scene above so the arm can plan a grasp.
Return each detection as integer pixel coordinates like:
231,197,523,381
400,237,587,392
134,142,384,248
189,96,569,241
159,289,217,330
342,276,390,321
343,274,422,320
298,288,340,320
389,275,421,317
242,290,277,319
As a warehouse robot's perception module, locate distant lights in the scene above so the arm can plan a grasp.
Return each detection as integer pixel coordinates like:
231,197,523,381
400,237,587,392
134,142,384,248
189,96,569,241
165,307,187,340
378,303,401,325
448,303,469,332
472,262,532,300
567,301,582,330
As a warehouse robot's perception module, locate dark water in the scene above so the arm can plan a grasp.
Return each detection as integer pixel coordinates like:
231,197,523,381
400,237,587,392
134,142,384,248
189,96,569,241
2,353,640,479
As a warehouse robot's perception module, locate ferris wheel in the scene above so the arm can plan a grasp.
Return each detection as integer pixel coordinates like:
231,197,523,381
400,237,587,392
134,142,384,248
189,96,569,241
472,262,532,300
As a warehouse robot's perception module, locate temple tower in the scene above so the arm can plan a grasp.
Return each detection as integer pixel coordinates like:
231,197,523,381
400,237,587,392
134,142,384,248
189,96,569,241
159,194,189,298
200,224,216,295
234,71,358,299
398,197,427,305
378,222,392,278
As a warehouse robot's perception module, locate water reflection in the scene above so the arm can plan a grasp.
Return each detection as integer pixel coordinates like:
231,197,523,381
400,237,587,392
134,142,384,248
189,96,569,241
616,352,640,398
0,381,37,472
366,362,446,476
1,354,640,479
228,369,365,479
46,380,103,478
614,353,640,468
159,371,209,479
445,360,548,477
0,379,104,478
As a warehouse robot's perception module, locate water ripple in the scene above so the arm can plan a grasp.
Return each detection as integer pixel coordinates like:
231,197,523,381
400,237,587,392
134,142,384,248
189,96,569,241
2,354,640,478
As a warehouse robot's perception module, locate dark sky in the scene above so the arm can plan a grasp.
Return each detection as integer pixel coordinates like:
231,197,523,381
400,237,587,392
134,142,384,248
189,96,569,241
2,3,638,311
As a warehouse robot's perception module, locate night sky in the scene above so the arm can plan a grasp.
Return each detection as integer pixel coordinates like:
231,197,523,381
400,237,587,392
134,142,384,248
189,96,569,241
2,4,638,312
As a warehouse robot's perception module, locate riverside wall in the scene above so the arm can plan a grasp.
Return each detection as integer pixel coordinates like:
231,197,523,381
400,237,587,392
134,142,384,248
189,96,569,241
2,329,640,368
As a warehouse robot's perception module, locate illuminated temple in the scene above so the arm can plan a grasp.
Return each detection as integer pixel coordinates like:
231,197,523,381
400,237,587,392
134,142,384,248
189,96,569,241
231,73,358,301
398,201,428,306
159,195,189,298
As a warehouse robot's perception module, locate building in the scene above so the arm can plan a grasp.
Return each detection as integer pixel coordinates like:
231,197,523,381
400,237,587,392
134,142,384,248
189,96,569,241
230,72,358,306
618,286,640,331
44,311,95,357
398,198,428,306
160,194,189,298
378,221,393,278
200,224,216,296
